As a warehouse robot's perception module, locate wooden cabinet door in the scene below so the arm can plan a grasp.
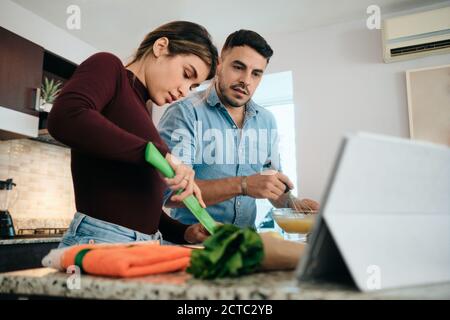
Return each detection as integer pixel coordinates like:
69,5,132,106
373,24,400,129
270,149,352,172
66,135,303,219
0,27,44,116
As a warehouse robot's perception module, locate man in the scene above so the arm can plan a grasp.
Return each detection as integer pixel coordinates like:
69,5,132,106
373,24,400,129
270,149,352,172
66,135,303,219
158,30,319,228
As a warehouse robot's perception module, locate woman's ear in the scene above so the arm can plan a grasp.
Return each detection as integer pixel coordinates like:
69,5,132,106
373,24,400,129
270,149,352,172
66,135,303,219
152,37,170,58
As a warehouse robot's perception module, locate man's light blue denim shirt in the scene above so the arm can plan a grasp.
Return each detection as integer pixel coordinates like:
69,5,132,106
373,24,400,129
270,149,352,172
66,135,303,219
158,85,280,228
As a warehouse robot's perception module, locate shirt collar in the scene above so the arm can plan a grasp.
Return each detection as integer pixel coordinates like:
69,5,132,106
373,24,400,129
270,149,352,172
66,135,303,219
205,83,259,118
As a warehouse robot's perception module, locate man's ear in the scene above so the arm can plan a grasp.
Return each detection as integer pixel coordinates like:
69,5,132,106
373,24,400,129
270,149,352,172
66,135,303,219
153,37,170,58
216,56,223,76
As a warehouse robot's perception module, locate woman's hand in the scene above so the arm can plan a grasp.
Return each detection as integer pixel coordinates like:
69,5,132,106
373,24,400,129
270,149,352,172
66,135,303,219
165,153,206,208
184,223,210,244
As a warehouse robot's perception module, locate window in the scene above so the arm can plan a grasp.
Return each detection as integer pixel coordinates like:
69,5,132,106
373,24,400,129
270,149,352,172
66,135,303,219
252,71,298,228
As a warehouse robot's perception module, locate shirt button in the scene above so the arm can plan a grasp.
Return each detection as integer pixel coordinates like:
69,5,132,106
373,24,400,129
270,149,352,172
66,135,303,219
233,125,237,129
237,201,240,206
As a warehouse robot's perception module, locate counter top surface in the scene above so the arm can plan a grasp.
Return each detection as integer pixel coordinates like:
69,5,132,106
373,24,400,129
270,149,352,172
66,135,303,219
0,237,62,245
1,268,449,300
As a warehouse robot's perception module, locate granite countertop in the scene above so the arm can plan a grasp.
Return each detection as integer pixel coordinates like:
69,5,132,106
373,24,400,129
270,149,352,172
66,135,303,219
1,268,449,300
0,237,62,245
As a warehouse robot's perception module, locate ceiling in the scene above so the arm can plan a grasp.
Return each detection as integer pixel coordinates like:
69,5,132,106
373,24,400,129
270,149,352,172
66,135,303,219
12,0,450,58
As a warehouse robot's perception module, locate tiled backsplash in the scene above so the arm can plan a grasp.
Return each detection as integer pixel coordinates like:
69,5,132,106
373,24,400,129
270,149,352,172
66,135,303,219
0,139,74,230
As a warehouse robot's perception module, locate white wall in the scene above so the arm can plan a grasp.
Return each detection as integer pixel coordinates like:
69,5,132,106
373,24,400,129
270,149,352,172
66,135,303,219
264,14,450,202
0,0,98,64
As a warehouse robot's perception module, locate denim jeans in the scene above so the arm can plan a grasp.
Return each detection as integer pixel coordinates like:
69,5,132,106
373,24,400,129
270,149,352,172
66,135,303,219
58,212,163,248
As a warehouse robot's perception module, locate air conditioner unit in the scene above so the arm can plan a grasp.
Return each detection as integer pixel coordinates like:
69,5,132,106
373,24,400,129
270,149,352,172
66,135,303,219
382,6,450,63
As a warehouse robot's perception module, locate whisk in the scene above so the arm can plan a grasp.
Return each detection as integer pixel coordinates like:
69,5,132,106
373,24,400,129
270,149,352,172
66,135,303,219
285,187,315,214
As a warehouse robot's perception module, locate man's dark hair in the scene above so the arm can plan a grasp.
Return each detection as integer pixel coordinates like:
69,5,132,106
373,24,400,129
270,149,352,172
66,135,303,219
222,30,273,62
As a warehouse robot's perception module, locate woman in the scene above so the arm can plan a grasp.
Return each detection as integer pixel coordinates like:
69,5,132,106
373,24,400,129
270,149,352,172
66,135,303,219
48,21,218,248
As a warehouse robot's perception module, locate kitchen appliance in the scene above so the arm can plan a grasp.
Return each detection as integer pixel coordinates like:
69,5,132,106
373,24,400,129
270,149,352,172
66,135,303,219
0,178,17,239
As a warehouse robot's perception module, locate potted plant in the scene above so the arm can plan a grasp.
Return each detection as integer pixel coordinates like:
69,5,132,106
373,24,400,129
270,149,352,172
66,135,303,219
40,77,62,112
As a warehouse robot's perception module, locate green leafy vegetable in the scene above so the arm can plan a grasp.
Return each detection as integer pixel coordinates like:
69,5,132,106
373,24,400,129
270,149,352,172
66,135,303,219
186,224,264,279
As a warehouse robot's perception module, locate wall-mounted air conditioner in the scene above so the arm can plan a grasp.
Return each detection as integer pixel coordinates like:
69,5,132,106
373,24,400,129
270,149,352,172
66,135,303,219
382,6,450,63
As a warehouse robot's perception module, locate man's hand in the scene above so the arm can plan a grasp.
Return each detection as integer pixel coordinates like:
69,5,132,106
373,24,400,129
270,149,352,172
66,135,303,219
184,223,210,244
246,170,294,200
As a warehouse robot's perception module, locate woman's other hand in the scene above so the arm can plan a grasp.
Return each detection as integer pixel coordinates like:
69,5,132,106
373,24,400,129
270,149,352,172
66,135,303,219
184,223,210,244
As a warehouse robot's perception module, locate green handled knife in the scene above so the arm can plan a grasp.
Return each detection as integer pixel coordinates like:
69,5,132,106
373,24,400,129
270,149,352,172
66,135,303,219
145,142,217,235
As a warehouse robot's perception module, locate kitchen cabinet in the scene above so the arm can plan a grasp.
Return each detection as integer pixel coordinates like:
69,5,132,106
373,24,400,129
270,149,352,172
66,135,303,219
30,51,77,147
0,26,43,116
0,26,43,139
0,27,76,141
0,238,60,273
39,51,76,127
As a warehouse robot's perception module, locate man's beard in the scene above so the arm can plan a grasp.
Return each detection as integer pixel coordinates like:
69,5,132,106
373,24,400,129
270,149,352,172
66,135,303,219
218,82,250,108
